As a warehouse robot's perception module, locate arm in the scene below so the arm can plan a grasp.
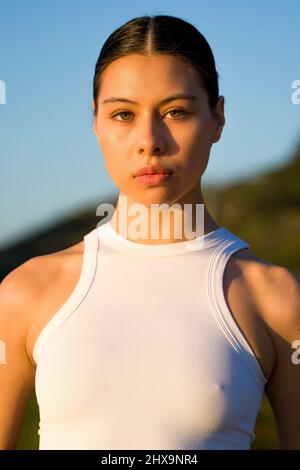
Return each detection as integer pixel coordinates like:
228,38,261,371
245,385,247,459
0,263,37,449
259,266,300,449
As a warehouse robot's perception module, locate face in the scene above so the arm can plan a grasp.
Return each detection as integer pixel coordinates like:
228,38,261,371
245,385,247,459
93,53,225,208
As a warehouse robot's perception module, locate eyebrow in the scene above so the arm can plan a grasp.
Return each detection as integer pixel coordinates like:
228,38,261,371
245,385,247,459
102,93,198,106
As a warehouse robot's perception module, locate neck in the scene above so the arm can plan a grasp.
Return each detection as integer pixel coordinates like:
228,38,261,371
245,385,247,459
110,184,219,245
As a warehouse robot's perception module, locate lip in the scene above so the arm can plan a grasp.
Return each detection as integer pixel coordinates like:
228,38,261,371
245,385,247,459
135,173,173,185
133,164,173,178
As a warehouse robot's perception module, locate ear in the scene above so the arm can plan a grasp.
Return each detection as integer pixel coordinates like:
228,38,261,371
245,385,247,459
211,95,225,144
92,101,97,134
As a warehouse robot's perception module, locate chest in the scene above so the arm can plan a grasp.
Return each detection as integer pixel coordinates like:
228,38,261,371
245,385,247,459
35,298,262,441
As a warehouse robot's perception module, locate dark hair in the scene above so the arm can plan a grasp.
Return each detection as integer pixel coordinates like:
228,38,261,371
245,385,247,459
93,15,219,116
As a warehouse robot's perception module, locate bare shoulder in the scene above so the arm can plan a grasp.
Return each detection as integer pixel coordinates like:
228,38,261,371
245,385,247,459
0,240,85,367
229,247,300,331
1,240,84,306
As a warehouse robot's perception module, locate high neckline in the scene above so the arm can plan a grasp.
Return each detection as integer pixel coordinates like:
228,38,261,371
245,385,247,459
97,218,230,257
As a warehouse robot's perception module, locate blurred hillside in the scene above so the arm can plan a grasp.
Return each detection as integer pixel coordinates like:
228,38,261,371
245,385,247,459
206,140,300,275
1,137,300,450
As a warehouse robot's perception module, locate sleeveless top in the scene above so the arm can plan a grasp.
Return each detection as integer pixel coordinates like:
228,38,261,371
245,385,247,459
33,218,268,450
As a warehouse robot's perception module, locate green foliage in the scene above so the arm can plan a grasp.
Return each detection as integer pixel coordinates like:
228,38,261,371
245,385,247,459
205,141,300,276
16,392,39,450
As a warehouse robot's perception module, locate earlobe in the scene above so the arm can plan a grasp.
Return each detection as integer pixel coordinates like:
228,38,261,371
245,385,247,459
212,117,225,144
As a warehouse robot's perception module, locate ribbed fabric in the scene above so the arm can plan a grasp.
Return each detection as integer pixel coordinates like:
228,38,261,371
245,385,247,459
33,218,267,450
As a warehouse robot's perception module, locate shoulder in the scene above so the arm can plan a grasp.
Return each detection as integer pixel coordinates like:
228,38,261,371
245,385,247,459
228,248,300,330
0,241,84,367
1,240,84,301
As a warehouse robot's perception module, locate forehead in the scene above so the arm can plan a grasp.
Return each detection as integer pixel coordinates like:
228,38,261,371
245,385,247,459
98,54,205,100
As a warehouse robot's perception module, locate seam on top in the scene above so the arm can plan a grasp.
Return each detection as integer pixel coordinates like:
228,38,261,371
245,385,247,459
206,238,268,392
97,221,231,258
32,228,99,365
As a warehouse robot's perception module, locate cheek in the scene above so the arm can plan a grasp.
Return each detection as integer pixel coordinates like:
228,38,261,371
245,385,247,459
98,128,120,152
185,118,212,147
97,126,126,170
100,144,132,190
177,121,213,178
102,153,124,182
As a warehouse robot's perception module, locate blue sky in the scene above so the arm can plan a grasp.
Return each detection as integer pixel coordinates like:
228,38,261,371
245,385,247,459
1,0,299,247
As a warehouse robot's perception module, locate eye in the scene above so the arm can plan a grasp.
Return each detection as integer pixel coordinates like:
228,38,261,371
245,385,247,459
111,110,133,121
165,108,188,119
110,108,188,122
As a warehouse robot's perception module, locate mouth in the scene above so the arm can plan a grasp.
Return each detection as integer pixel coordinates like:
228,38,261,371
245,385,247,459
134,172,174,185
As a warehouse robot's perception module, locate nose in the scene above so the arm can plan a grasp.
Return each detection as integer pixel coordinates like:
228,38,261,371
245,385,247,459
136,114,166,156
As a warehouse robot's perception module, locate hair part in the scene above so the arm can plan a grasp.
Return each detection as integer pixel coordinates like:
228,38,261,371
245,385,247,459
93,15,219,116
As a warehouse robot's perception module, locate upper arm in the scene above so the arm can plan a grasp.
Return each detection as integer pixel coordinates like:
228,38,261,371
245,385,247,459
260,266,300,449
0,261,38,449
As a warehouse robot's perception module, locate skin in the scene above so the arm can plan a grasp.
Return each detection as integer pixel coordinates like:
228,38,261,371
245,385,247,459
92,53,224,243
0,53,300,450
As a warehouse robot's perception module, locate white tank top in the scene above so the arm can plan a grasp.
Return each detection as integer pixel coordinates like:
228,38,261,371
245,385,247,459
33,218,267,450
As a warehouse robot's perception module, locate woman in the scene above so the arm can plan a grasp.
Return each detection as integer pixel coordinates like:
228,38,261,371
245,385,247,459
0,14,299,450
